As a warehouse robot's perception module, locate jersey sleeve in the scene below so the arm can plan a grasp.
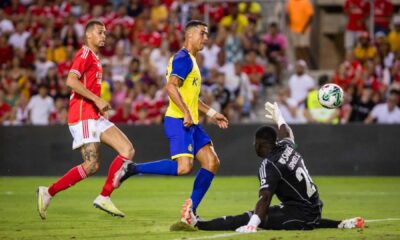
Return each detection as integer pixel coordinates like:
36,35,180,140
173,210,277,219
170,52,193,80
258,159,282,193
277,138,295,148
69,50,91,79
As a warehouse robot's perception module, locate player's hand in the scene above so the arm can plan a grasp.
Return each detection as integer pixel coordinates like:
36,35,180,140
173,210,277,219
265,101,283,124
102,111,109,119
94,97,111,113
211,112,229,129
235,225,257,233
183,111,194,128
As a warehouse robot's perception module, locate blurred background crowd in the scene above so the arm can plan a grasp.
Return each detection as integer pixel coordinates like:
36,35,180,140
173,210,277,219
0,0,399,126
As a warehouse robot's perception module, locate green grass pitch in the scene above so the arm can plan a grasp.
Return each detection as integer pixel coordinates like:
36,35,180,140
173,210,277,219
0,176,399,240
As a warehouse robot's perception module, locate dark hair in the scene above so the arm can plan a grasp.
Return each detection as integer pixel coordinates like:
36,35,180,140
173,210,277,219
38,83,48,89
255,126,277,145
389,89,400,96
184,20,207,33
318,74,329,86
85,19,105,33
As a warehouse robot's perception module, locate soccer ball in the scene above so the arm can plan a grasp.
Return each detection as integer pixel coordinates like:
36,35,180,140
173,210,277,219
318,83,344,109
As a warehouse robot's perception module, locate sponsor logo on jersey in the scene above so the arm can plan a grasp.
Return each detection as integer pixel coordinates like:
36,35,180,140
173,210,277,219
278,146,294,164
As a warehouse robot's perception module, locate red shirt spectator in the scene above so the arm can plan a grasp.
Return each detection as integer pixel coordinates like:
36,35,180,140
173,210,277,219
4,2,25,16
0,36,13,66
344,0,370,31
0,91,11,122
110,105,137,124
374,0,393,30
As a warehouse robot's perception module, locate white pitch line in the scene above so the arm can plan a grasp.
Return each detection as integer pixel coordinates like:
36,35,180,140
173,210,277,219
365,218,400,223
174,232,251,240
174,218,400,240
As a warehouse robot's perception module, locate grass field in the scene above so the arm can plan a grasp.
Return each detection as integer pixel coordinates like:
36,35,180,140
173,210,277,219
0,176,399,240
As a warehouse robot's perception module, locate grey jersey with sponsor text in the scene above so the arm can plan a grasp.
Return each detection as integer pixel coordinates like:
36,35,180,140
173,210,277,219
258,138,321,210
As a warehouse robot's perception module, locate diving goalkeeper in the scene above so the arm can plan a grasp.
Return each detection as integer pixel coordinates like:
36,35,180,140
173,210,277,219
180,102,365,232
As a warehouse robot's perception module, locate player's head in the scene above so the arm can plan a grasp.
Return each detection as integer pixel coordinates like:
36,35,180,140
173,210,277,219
84,19,106,48
254,126,277,158
184,20,208,51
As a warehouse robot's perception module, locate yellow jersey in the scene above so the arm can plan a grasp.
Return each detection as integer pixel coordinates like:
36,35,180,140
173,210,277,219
165,48,202,124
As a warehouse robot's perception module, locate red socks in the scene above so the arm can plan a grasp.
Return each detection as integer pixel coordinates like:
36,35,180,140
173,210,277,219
100,155,128,197
48,164,87,196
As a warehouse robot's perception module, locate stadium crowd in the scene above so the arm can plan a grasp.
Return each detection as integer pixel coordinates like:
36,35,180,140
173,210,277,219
0,0,399,126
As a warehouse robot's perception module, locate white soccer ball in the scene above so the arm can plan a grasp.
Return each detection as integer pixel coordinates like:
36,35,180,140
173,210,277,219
318,83,344,109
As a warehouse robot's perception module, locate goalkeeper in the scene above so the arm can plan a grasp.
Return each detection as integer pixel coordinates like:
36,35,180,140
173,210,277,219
180,102,365,232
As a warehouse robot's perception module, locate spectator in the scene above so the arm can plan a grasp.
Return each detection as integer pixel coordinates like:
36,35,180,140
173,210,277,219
209,72,231,118
288,60,315,106
223,23,243,63
261,21,288,83
343,0,370,50
276,86,303,124
353,32,377,63
50,97,68,124
387,16,400,54
374,0,393,34
241,50,265,98
27,84,55,125
34,47,56,82
110,98,136,124
365,89,400,123
0,9,15,35
219,4,249,34
149,39,170,78
150,0,168,31
200,35,220,71
303,75,340,124
0,89,11,124
110,44,131,80
0,35,13,66
240,19,260,52
8,21,30,52
4,0,25,22
111,75,128,109
127,0,144,18
349,86,375,122
126,58,142,86
287,0,314,67
47,38,67,64
196,53,209,84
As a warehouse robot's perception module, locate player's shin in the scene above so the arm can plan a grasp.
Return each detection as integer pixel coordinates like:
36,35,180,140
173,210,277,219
100,155,130,197
135,159,178,175
190,168,214,214
48,164,87,196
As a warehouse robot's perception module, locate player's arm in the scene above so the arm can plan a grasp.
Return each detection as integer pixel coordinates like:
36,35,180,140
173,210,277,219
165,75,193,127
235,189,273,233
198,99,229,129
66,72,110,113
265,101,294,142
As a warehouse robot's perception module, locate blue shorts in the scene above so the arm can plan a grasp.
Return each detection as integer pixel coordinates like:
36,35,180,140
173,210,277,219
164,117,212,159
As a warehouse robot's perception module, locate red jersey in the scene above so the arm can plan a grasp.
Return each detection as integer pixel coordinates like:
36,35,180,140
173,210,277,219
68,46,103,123
374,0,393,28
344,0,370,31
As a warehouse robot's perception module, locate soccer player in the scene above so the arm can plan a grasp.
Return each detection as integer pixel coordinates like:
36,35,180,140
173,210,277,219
114,20,229,219
36,20,135,219
180,102,365,232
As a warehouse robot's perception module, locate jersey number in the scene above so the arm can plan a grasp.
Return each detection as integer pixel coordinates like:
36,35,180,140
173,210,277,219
295,167,316,198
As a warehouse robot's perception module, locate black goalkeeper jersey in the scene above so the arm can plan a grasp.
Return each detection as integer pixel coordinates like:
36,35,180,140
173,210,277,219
258,138,322,211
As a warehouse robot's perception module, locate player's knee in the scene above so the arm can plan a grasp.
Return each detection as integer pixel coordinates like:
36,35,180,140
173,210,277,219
121,143,135,160
177,162,193,175
203,156,220,173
